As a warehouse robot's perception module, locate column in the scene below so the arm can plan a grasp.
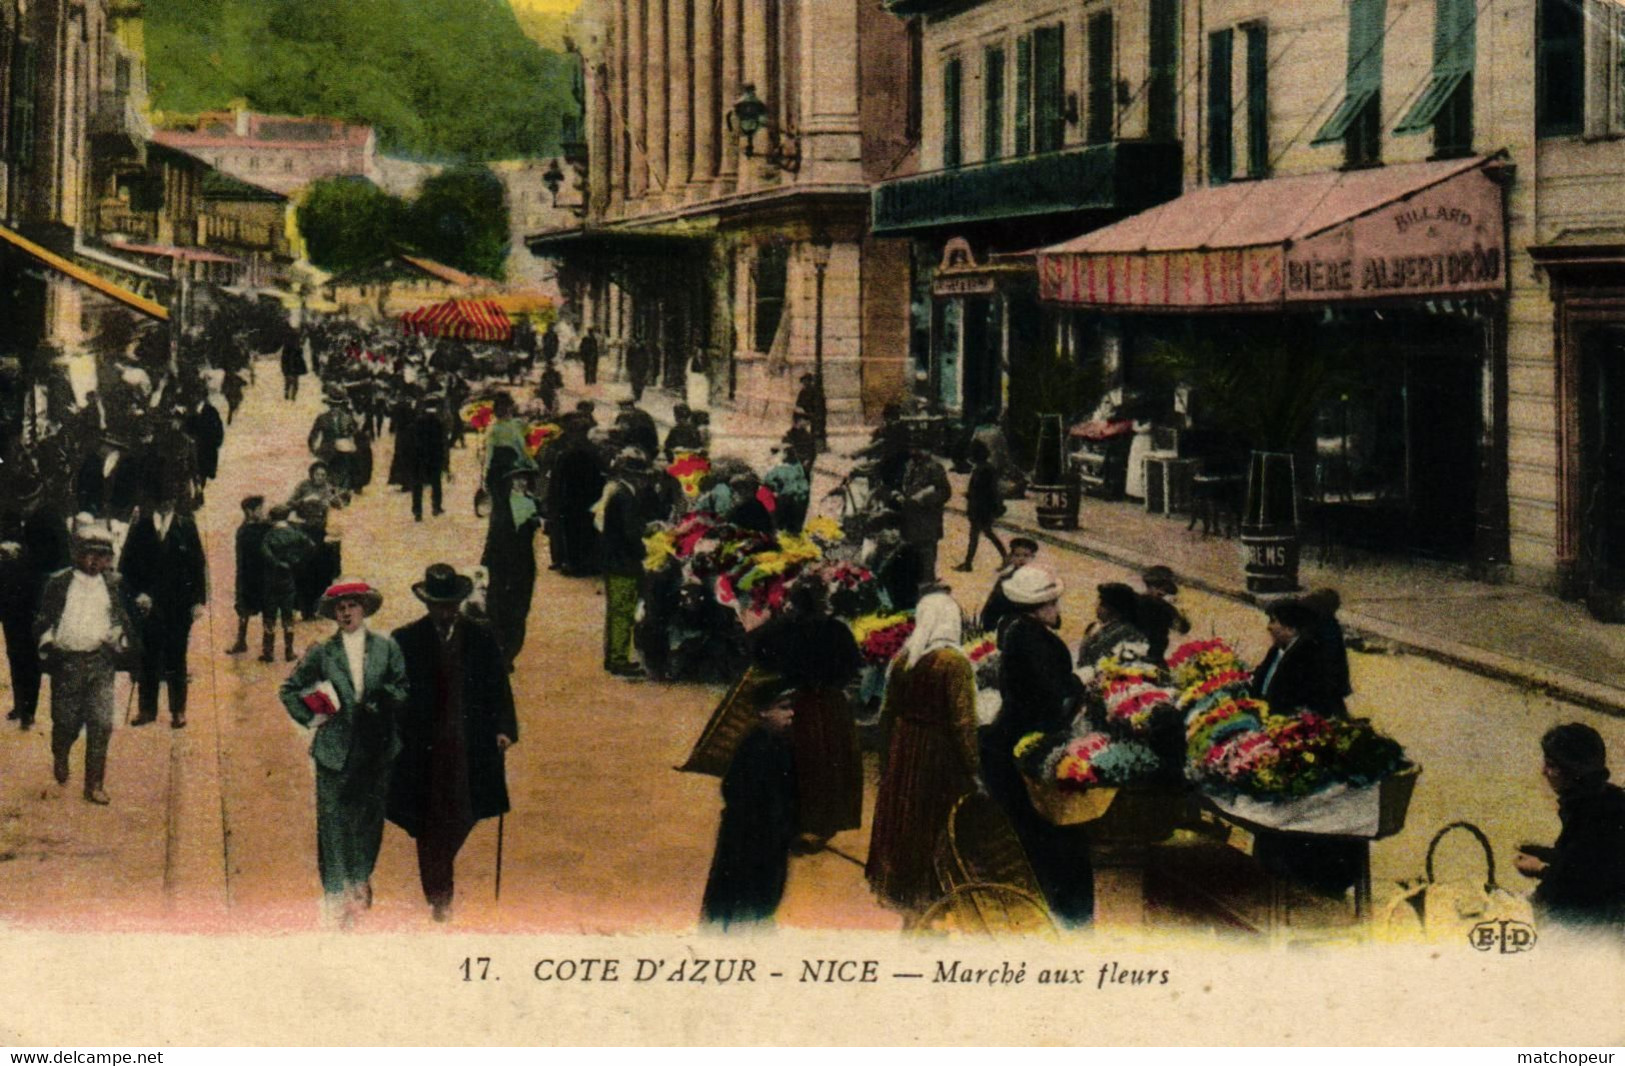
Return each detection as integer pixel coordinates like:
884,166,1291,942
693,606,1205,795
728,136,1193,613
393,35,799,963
692,0,718,189
716,0,742,195
627,0,647,201
647,0,669,201
607,0,629,212
740,0,768,190
667,0,692,196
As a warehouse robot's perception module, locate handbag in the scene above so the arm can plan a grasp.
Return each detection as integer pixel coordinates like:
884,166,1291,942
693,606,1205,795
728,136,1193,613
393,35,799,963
1380,821,1533,942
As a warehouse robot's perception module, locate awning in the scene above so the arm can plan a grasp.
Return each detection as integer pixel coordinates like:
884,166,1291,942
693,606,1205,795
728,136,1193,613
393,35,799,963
0,223,169,320
106,239,240,264
1037,156,1506,309
399,298,513,342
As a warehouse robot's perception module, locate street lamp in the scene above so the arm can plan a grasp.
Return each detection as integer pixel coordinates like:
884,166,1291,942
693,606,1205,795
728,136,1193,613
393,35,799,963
542,158,566,206
728,84,801,173
809,236,833,449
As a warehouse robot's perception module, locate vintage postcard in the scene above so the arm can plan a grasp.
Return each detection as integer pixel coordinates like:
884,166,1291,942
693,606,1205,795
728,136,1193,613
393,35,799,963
0,0,1622,1048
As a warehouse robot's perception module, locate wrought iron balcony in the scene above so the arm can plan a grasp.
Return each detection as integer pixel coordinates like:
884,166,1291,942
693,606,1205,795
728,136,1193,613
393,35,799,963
871,140,1182,236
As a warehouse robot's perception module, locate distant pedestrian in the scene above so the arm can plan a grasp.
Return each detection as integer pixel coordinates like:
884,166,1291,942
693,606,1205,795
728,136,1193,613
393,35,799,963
118,496,208,729
0,474,71,731
537,360,564,416
763,445,810,535
600,448,654,677
541,321,560,369
899,446,951,583
406,395,450,522
794,373,826,453
1136,565,1191,666
260,505,314,662
625,339,651,402
615,398,659,459
281,334,307,401
662,404,703,463
482,461,542,666
954,441,1007,573
35,522,137,805
578,328,600,385
228,495,270,657
387,564,518,922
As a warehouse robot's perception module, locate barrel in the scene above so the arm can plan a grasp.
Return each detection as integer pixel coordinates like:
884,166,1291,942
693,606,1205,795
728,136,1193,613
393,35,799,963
1033,481,1081,530
1239,450,1300,593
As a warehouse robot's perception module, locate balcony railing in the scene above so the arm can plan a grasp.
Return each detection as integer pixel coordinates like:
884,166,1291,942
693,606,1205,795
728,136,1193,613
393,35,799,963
871,140,1183,235
202,213,286,254
95,202,158,241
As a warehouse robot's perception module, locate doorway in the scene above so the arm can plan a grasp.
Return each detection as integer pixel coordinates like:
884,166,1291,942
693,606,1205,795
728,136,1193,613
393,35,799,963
1579,324,1625,596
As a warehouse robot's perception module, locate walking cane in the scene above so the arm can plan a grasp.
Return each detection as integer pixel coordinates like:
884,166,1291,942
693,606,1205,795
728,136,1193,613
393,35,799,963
123,678,138,726
494,813,505,902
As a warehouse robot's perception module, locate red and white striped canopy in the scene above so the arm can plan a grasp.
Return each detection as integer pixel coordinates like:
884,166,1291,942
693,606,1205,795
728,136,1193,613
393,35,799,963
399,298,513,341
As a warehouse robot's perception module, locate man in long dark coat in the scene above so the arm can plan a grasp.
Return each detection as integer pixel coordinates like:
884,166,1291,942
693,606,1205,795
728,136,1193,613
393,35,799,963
388,564,518,922
547,416,606,576
481,459,541,666
405,396,450,522
578,327,600,385
118,496,209,729
0,474,71,730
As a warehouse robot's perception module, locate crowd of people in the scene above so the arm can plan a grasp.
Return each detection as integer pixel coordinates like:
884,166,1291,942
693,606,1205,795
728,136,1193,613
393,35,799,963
1,300,1621,938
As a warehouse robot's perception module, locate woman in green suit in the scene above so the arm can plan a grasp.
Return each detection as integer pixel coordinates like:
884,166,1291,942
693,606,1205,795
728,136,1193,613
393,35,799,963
279,577,409,927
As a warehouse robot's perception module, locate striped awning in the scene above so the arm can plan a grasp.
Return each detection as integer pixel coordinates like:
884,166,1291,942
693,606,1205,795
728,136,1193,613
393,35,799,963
399,298,512,341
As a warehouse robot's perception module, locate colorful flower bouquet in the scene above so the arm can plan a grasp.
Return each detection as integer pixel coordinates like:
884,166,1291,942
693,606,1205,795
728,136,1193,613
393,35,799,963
1016,729,1189,834
524,422,562,458
667,452,711,498
850,611,915,666
460,399,495,431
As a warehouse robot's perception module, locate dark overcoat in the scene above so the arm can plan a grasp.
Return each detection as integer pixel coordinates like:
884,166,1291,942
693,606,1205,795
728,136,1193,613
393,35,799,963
385,616,518,839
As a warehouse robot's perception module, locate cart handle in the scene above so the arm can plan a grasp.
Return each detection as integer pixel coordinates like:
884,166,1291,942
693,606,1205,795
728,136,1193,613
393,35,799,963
1424,820,1498,890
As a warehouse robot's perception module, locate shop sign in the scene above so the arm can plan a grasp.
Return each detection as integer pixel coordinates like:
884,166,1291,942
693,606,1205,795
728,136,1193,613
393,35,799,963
1038,164,1505,308
933,273,997,296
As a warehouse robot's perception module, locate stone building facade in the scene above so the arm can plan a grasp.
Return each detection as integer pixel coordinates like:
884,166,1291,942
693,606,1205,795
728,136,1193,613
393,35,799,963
531,0,916,425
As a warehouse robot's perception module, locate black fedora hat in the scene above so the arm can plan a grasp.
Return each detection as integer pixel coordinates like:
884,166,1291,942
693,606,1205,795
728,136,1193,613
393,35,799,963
412,563,474,604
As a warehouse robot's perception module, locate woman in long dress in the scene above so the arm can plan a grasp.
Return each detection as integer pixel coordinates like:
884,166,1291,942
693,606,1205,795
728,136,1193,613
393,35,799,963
865,591,980,911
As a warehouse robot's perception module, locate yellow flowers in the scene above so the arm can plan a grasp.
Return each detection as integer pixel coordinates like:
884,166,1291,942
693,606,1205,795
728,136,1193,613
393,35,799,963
850,611,912,644
803,515,842,543
1014,732,1046,759
643,529,677,571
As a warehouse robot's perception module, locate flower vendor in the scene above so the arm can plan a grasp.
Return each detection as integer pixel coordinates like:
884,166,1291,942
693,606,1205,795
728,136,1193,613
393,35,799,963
982,565,1094,925
866,591,981,911
1515,724,1625,933
749,582,865,850
1074,582,1148,669
1251,598,1345,718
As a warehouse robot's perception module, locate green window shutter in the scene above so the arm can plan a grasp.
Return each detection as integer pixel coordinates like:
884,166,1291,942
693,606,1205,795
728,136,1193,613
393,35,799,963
1034,23,1065,153
1148,0,1180,140
10,39,36,170
984,45,1005,162
1086,12,1114,145
943,57,962,168
1014,34,1032,156
1245,23,1269,176
1396,0,1476,135
1207,28,1233,183
1313,0,1385,145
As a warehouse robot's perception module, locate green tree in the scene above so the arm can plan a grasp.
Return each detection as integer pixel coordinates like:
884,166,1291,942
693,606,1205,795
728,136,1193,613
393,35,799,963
405,166,509,280
297,177,406,274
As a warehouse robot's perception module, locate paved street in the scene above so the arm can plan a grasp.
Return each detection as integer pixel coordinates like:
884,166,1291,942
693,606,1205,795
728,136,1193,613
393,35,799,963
0,363,1621,934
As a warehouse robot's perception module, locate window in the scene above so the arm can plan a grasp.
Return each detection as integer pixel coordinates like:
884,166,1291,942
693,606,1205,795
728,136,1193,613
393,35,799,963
943,57,963,167
1245,23,1269,176
8,40,36,169
1312,0,1385,167
1537,0,1584,136
1014,34,1033,155
1147,0,1179,140
753,244,788,354
1207,29,1233,184
984,45,1005,161
1033,24,1066,152
1395,0,1474,155
1086,12,1114,145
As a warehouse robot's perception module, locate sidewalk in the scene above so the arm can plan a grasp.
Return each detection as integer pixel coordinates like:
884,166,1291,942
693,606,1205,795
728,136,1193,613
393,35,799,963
557,362,1625,716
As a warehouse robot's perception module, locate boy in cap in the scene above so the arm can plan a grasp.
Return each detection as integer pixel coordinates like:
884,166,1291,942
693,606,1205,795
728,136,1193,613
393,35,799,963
260,505,314,662
228,496,270,656
34,522,137,804
1136,564,1190,665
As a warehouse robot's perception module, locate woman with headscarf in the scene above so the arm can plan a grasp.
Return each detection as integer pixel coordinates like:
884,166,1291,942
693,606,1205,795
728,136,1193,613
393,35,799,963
750,582,865,851
866,590,980,911
1515,723,1625,932
278,578,409,928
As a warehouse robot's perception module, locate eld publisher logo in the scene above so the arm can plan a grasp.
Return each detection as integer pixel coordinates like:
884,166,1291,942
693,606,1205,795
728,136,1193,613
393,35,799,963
1469,919,1537,953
